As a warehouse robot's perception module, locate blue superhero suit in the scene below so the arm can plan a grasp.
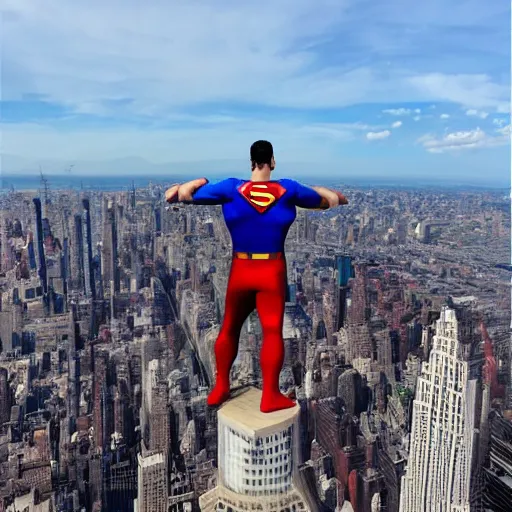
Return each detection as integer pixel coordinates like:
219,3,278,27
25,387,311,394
189,177,324,412
191,178,324,253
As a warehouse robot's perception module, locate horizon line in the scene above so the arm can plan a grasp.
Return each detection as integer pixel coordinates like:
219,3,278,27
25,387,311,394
1,173,509,191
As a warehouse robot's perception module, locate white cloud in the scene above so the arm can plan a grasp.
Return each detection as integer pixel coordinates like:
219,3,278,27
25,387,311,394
1,0,509,177
382,108,423,120
382,108,412,116
2,119,381,166
440,114,450,119
413,116,421,121
408,74,508,112
496,104,511,114
495,124,511,136
296,122,373,140
3,0,369,111
366,130,391,140
466,109,489,119
417,127,509,153
391,121,403,128
493,118,507,127
1,114,390,168
0,0,507,121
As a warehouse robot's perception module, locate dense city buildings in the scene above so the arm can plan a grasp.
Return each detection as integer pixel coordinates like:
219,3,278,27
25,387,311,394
0,177,510,511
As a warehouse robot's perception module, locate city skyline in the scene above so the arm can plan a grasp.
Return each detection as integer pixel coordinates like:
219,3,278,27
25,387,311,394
2,0,510,183
0,180,510,510
1,10,512,509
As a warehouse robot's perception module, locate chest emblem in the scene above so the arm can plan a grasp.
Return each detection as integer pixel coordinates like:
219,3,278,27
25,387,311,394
238,182,287,213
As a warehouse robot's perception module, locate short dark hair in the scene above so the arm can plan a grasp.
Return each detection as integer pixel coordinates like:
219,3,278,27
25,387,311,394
250,140,273,169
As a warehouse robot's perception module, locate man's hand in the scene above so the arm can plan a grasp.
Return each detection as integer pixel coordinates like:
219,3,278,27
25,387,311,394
179,177,208,202
165,178,208,204
312,186,349,208
336,191,349,205
165,184,180,203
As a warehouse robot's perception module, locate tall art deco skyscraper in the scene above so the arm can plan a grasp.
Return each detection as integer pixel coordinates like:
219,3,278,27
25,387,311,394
399,306,481,512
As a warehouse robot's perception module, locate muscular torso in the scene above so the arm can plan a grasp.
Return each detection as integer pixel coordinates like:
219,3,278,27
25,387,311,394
191,177,323,253
223,180,296,253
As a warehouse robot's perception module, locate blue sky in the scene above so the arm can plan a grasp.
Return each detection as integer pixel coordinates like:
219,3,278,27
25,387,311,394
1,0,510,184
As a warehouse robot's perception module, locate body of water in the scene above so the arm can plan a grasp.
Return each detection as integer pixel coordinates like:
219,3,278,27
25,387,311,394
1,173,508,192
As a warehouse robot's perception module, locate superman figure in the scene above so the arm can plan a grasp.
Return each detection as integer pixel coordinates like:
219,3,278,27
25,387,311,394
165,140,348,412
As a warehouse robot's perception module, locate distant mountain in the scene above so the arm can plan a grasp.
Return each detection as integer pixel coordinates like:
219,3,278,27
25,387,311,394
1,153,339,180
2,153,509,189
2,153,221,176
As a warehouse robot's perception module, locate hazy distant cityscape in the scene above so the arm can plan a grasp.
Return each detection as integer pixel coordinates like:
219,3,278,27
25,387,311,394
0,174,510,512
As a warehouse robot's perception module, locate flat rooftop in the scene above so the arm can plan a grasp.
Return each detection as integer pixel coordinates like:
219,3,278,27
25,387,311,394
138,452,165,467
218,387,300,436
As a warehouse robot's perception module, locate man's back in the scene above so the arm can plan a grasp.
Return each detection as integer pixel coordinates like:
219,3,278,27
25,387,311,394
192,177,323,253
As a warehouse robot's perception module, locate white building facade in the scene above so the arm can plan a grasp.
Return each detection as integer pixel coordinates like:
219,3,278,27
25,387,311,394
399,307,479,512
219,423,294,496
135,452,168,512
200,387,311,511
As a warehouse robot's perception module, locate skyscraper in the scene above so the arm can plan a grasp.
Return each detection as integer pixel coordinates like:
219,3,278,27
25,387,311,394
482,410,512,511
199,387,311,511
82,199,96,300
102,199,120,295
0,367,10,426
135,452,168,512
74,213,85,293
33,198,48,296
399,306,481,512
348,263,369,325
336,254,354,288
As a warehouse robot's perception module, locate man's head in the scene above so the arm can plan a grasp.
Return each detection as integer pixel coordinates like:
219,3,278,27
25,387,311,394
250,140,275,171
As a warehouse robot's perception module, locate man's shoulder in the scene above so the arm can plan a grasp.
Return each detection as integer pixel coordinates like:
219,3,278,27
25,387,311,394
209,177,240,191
278,178,298,192
219,177,243,187
214,177,299,196
213,177,239,183
279,178,299,184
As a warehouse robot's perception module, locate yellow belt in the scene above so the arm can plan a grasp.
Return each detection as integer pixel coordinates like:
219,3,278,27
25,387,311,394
234,252,283,260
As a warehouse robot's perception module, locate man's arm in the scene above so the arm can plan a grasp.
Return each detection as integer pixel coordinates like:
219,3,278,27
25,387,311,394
311,186,349,209
165,178,234,205
290,180,348,209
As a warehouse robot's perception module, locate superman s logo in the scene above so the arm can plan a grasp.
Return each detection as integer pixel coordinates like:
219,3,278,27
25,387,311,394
249,185,276,207
238,181,287,213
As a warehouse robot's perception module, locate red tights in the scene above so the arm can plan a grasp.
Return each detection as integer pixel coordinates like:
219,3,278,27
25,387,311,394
207,257,296,413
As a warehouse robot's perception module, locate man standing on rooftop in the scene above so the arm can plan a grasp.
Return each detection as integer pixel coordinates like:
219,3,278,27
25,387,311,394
166,141,348,412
